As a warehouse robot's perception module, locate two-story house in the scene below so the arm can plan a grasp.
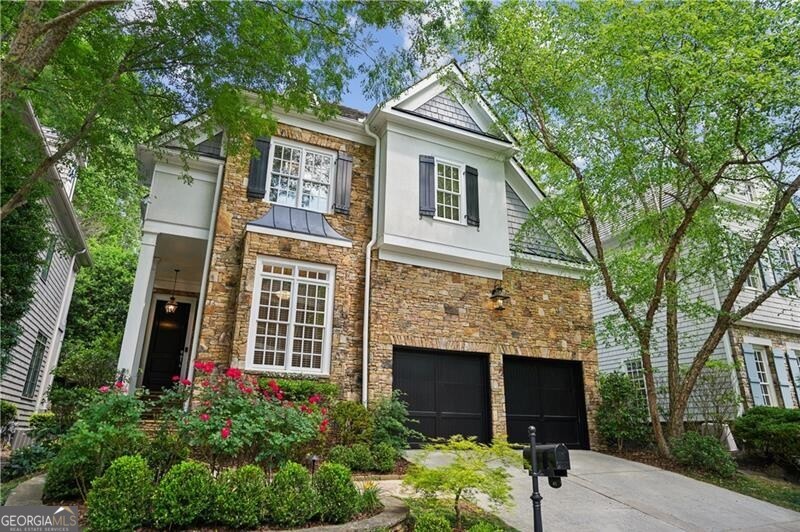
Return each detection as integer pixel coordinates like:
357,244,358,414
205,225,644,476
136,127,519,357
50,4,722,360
0,103,91,446
116,65,599,448
593,187,800,415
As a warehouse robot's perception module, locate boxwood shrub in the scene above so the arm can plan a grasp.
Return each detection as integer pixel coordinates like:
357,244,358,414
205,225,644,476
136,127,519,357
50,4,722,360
87,455,153,532
671,431,736,478
213,465,268,528
371,442,398,473
313,462,360,523
267,461,318,526
152,460,215,528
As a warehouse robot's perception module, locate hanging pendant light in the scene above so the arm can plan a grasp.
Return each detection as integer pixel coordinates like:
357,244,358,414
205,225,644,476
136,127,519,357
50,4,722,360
165,269,180,314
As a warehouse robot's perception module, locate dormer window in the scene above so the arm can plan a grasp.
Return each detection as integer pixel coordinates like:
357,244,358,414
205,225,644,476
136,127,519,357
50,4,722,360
435,159,465,223
268,140,335,213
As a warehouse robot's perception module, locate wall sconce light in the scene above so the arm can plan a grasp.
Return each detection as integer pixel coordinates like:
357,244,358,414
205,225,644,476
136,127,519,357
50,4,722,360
490,283,510,310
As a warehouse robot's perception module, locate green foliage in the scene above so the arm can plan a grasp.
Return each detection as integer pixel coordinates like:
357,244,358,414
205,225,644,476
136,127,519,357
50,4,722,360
327,445,353,468
213,465,269,529
469,522,503,532
372,442,399,473
330,400,374,446
45,386,96,435
370,390,422,450
596,372,651,451
671,431,736,478
313,462,360,524
1,400,16,428
43,388,145,501
266,461,318,527
86,455,153,532
28,412,60,448
271,378,339,403
142,430,189,482
359,481,383,514
349,442,375,471
414,511,451,532
152,460,215,529
2,444,54,481
733,407,800,474
404,436,519,528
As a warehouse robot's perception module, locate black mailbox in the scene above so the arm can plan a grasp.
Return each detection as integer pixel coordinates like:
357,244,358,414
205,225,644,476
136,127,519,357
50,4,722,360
523,443,571,478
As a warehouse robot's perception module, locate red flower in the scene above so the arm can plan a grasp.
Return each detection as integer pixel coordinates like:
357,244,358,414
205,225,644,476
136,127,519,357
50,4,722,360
225,367,242,380
221,427,231,439
275,390,284,401
267,379,280,393
171,375,180,382
225,418,232,428
194,361,215,374
98,385,110,393
321,407,328,416
114,380,125,389
180,379,192,386
199,413,210,422
300,404,311,414
308,393,321,405
319,419,329,433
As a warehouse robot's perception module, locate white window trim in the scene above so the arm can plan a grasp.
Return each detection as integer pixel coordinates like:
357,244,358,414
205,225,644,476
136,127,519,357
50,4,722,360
245,256,335,376
744,335,772,347
433,157,466,225
264,137,337,214
752,345,777,407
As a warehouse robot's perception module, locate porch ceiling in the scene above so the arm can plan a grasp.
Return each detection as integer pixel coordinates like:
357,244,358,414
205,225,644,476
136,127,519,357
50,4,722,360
153,234,207,292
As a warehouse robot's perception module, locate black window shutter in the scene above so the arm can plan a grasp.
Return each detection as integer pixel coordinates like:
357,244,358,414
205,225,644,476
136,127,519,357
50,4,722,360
419,155,435,217
334,151,353,214
247,137,270,199
465,165,480,227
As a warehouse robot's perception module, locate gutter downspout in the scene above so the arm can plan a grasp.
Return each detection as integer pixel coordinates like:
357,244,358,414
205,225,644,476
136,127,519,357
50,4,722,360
185,161,225,398
362,120,380,405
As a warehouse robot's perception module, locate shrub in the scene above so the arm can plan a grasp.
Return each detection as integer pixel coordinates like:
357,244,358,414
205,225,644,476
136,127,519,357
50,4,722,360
330,400,373,446
313,462,360,523
414,511,451,532
469,522,502,532
733,406,800,474
43,386,145,501
349,442,375,471
404,436,519,529
143,430,189,482
213,465,268,528
1,400,17,428
86,455,153,532
596,371,650,451
370,390,422,450
271,378,339,403
29,412,60,448
152,460,215,528
372,442,398,473
327,445,353,467
267,461,318,527
359,481,383,514
671,431,736,478
2,444,53,480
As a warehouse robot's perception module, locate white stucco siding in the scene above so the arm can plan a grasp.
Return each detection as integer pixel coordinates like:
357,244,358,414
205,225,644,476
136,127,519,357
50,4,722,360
378,124,511,276
144,162,217,237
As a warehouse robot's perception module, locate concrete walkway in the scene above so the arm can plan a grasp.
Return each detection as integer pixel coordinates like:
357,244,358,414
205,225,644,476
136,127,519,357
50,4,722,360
4,474,45,506
389,450,800,532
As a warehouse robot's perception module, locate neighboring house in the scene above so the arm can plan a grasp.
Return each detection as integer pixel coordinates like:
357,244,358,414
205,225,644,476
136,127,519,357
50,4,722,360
592,188,800,414
0,103,91,445
116,64,599,448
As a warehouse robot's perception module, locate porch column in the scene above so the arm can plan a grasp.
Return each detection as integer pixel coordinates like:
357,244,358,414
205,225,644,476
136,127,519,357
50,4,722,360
118,231,158,388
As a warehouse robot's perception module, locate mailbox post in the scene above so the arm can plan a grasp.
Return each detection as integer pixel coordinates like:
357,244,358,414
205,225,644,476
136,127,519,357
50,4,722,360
523,426,571,532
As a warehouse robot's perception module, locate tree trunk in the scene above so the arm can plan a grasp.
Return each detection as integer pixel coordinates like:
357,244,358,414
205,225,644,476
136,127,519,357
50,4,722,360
639,340,671,457
665,257,682,440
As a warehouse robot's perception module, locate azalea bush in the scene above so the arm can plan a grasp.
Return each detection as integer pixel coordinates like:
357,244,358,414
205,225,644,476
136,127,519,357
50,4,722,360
158,362,326,471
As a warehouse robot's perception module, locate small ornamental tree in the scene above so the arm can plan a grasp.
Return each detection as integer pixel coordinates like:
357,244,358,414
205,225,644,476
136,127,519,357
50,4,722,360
158,362,327,471
404,436,520,529
596,372,651,451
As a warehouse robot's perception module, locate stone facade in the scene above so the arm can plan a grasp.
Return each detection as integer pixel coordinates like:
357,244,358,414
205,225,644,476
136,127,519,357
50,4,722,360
729,325,800,409
367,260,599,448
196,123,374,400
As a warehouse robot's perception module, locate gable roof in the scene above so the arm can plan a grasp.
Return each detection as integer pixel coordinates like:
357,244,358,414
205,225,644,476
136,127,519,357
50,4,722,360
414,91,483,134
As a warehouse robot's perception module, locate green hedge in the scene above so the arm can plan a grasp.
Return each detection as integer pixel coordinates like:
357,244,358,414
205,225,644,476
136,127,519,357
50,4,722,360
733,406,800,474
87,455,153,532
259,377,339,402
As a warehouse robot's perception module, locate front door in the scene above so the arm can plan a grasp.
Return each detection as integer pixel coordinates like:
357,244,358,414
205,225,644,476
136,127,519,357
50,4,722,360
143,299,192,391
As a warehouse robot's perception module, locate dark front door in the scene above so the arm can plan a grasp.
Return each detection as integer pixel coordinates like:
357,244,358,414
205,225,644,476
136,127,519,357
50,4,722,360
503,356,590,449
393,348,490,444
143,299,191,391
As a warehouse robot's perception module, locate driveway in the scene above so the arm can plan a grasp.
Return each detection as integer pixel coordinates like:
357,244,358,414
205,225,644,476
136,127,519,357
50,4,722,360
388,450,800,532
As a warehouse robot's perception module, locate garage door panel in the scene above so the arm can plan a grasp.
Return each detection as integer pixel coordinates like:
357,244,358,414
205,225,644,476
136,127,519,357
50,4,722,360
540,392,577,416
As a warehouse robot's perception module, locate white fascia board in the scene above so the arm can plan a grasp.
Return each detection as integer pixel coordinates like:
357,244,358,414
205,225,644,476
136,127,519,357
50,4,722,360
738,320,800,336
144,147,226,174
245,224,353,248
384,122,503,159
382,109,515,153
380,233,511,270
142,220,210,241
378,247,504,280
508,159,545,202
511,255,588,280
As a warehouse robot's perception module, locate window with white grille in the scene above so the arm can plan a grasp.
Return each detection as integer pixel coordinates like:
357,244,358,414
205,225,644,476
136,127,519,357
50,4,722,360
435,159,464,223
267,140,335,213
247,257,334,374
625,358,648,400
753,346,775,406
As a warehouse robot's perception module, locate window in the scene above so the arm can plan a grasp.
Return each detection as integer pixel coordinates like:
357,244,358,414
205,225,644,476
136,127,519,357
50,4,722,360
435,160,464,223
247,257,334,374
753,346,775,406
39,236,56,282
625,358,647,400
267,140,335,212
777,248,798,297
22,333,48,398
745,261,764,291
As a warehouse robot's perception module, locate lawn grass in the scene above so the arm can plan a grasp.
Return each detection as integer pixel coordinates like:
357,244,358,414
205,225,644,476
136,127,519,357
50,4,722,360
690,470,800,513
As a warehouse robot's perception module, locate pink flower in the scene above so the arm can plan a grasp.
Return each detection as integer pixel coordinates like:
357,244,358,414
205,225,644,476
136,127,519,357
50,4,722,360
199,413,210,422
221,427,231,439
308,393,321,405
114,381,125,389
319,419,329,433
225,367,242,380
194,361,215,374
321,407,328,416
98,385,110,393
180,379,192,386
171,375,180,382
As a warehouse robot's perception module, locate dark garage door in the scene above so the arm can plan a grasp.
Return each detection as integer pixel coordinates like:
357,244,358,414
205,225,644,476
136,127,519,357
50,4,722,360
504,356,589,449
393,348,490,443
